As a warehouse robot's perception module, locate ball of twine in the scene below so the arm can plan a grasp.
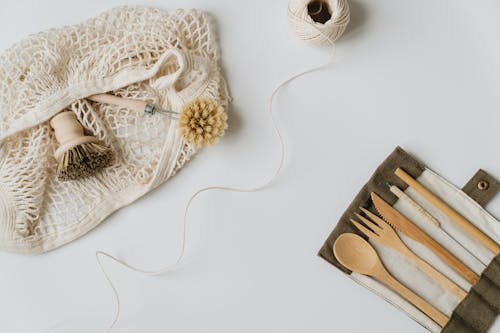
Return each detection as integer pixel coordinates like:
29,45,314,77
288,0,350,46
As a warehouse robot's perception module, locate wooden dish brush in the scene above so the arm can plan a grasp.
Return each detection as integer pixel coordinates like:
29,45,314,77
50,94,226,181
50,111,113,181
88,94,228,147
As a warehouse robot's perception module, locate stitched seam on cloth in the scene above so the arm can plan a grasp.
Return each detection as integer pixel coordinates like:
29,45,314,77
149,120,184,189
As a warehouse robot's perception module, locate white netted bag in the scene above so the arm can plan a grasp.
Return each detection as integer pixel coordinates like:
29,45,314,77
0,6,229,254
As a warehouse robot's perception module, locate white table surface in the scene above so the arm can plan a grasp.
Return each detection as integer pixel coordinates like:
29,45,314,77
0,0,499,332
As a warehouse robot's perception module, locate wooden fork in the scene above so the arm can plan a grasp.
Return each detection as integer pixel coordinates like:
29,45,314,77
351,207,467,300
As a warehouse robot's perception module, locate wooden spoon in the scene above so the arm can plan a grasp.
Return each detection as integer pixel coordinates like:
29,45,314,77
333,233,449,327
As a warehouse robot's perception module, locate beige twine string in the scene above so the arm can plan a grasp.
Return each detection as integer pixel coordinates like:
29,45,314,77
95,1,349,330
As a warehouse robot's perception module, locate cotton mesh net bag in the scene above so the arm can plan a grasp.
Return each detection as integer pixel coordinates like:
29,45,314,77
0,6,229,254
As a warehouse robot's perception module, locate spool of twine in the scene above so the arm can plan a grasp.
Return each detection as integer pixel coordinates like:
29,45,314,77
288,0,350,45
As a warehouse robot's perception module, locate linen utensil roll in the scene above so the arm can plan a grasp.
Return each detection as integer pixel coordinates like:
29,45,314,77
319,147,500,333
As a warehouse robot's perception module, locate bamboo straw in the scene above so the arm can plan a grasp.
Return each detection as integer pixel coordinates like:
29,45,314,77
395,168,500,254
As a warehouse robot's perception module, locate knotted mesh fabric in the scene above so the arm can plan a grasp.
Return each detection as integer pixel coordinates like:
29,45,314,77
0,6,229,253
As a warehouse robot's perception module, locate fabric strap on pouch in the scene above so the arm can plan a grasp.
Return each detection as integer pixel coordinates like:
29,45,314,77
444,170,500,333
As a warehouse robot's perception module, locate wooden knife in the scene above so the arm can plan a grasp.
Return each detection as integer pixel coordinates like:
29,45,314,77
371,192,480,285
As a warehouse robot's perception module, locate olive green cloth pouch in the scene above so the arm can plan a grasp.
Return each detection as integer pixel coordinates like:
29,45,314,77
319,147,499,332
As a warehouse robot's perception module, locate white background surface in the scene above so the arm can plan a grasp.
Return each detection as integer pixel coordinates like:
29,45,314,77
0,0,499,332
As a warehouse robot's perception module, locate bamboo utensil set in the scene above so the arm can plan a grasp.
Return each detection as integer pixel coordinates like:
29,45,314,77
334,233,450,327
371,192,480,285
386,182,486,266
351,205,467,299
333,167,500,328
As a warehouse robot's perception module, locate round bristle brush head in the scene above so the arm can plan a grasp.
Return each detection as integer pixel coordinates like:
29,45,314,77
179,98,228,147
50,111,113,181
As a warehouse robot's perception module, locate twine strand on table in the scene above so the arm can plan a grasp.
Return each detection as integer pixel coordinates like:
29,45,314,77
96,1,349,330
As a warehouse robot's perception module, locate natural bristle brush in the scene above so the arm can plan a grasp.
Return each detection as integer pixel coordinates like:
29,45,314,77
88,93,228,147
50,93,227,181
50,111,113,181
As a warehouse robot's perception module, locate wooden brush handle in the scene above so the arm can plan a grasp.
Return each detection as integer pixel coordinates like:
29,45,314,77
50,111,85,144
395,168,500,255
50,111,97,159
376,265,449,327
88,93,147,113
